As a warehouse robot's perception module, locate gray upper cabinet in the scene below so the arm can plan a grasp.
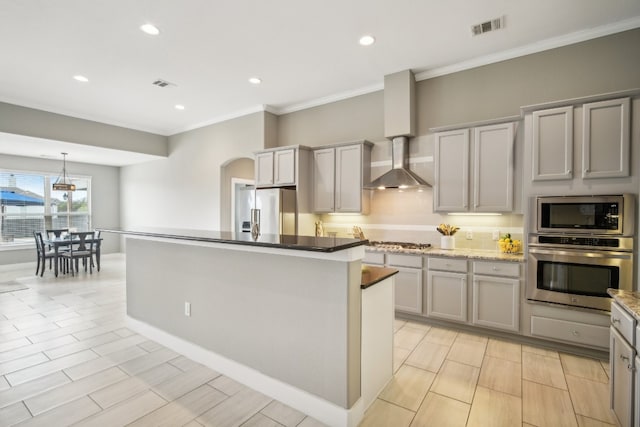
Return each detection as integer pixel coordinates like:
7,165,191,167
312,141,372,214
473,123,514,212
255,147,307,188
582,97,630,179
434,129,469,212
273,148,296,185
531,96,630,182
312,148,335,212
255,147,296,187
532,106,573,181
255,151,275,187
255,146,313,212
434,122,514,212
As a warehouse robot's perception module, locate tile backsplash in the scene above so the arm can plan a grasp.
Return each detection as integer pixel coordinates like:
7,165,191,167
317,188,524,250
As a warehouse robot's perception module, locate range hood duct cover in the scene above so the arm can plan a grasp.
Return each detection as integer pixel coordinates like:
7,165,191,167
368,70,431,189
366,136,430,189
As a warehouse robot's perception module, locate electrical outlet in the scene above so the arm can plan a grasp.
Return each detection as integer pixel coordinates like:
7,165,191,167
492,230,500,241
184,302,191,317
466,230,473,240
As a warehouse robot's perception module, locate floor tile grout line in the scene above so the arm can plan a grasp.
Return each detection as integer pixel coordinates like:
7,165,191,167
560,357,582,427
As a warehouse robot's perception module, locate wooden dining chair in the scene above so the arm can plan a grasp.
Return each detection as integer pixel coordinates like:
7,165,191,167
90,230,101,271
60,231,96,276
46,228,68,239
45,228,70,252
33,231,56,277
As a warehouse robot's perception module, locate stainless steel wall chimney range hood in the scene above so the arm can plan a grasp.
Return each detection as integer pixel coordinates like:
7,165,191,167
367,70,430,189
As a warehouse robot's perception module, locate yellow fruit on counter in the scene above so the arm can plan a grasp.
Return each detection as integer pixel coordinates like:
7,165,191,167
499,236,521,254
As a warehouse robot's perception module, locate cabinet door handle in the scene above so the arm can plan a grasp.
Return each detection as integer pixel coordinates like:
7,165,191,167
571,330,579,337
612,317,621,324
620,354,630,362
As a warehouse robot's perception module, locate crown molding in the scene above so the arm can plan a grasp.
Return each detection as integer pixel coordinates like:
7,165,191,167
168,105,270,135
272,82,384,115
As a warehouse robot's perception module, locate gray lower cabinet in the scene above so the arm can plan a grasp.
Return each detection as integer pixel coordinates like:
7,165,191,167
471,261,520,332
394,268,423,314
611,327,635,427
426,257,468,323
636,354,640,427
610,301,637,427
387,254,423,314
472,275,519,332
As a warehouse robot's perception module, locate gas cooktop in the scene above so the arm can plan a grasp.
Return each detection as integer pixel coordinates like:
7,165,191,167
367,241,432,250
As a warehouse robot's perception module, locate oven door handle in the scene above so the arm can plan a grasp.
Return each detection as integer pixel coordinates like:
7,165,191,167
529,247,633,260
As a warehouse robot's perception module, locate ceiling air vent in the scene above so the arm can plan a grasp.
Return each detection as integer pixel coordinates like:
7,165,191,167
471,16,505,36
152,79,176,88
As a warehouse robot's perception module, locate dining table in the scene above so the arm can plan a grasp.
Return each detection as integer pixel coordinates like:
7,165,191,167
43,235,103,277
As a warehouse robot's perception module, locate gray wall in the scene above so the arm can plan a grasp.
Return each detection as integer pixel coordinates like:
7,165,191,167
417,28,640,133
0,154,120,265
0,102,167,156
277,91,385,148
220,157,254,231
120,112,266,231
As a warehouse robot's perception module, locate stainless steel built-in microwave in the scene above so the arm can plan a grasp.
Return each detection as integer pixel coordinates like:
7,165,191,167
535,194,634,236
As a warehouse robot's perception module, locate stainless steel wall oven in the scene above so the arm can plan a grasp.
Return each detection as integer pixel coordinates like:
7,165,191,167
527,195,634,312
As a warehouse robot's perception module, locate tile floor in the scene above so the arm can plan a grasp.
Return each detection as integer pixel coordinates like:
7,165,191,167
361,320,617,427
0,255,618,426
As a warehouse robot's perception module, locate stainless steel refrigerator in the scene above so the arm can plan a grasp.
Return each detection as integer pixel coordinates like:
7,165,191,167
234,186,297,235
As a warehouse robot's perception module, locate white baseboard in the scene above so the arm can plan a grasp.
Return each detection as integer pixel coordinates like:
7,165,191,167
126,315,364,427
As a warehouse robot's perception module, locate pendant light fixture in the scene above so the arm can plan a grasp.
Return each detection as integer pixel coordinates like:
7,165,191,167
52,152,76,191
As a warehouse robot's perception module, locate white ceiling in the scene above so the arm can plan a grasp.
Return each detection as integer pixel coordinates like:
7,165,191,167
1,0,639,165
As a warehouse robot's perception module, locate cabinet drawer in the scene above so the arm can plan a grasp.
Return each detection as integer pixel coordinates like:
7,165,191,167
611,302,635,345
428,257,467,273
531,316,609,349
387,254,423,268
473,261,520,278
363,252,385,265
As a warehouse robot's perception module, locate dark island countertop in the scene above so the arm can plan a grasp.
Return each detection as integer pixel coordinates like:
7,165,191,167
98,226,367,253
361,266,399,289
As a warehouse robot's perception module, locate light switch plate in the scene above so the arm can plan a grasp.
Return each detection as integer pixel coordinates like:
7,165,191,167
184,302,191,317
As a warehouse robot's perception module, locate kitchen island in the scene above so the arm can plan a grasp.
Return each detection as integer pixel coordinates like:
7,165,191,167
99,227,396,427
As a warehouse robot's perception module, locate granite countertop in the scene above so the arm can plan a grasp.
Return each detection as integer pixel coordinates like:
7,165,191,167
98,227,366,253
365,246,525,262
361,266,399,289
608,289,640,320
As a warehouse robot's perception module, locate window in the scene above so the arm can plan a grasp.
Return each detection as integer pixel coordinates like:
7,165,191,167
0,170,91,247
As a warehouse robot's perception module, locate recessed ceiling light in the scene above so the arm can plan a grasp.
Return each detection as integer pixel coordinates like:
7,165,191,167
140,23,160,35
174,104,185,110
248,77,262,85
359,35,376,46
73,75,89,82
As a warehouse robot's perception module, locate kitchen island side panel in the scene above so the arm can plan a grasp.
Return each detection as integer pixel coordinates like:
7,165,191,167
125,237,361,408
